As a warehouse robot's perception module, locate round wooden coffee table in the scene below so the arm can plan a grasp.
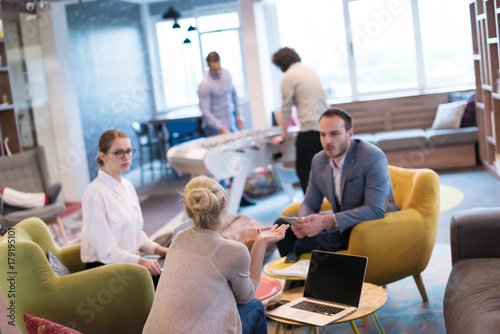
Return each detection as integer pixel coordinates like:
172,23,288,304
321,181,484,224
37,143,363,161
265,282,387,334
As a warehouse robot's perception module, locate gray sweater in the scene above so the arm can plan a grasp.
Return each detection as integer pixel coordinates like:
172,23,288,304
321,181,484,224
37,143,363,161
143,227,258,334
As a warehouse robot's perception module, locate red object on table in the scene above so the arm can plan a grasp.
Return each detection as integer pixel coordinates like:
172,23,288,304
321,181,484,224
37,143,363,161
255,276,282,301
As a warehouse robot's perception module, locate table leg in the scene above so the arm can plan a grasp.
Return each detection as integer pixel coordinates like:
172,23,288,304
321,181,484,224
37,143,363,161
349,320,360,334
273,162,299,202
370,312,386,334
362,316,370,328
274,322,281,334
225,163,249,215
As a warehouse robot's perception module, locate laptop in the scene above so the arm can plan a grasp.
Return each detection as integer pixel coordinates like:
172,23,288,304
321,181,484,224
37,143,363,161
267,250,368,327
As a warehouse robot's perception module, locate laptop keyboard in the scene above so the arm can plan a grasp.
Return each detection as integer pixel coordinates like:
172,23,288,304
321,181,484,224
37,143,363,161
292,300,345,315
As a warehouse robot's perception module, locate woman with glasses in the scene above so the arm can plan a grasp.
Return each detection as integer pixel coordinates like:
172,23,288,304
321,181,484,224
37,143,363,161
80,129,168,286
143,176,289,334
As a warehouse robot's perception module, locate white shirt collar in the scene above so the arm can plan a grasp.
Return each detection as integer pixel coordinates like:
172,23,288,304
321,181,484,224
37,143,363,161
98,169,125,192
329,154,346,169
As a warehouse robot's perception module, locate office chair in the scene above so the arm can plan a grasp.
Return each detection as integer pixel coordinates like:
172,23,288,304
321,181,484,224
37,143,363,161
131,122,162,185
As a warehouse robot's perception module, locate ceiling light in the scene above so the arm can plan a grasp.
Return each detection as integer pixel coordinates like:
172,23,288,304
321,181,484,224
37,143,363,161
183,37,191,44
162,6,180,20
26,1,36,11
188,25,196,31
172,21,180,29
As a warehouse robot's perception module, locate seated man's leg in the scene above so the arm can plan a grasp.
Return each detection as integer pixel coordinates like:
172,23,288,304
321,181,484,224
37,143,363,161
237,298,267,334
275,218,298,257
276,219,351,256
288,229,351,255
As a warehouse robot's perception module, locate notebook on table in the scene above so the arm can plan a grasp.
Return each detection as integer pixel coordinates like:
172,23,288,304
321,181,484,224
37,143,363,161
267,250,368,327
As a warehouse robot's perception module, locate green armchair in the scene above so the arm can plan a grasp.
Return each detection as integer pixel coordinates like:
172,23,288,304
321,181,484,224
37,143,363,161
0,217,154,334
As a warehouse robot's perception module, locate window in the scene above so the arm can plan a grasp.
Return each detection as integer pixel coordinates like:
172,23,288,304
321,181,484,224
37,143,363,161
418,0,475,89
156,18,202,109
349,0,418,93
155,12,246,111
273,0,474,101
276,0,351,98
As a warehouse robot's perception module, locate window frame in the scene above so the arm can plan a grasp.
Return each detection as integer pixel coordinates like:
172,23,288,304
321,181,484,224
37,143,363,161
269,0,474,105
148,4,248,115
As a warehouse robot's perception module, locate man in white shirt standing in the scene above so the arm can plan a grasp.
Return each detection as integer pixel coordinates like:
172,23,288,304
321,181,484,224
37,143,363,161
272,47,328,193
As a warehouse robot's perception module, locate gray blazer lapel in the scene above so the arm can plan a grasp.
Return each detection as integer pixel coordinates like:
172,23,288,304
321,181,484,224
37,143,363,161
320,154,336,211
340,139,358,203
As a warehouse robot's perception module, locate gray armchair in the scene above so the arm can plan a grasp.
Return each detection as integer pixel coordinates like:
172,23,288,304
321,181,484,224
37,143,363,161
443,207,500,333
0,146,67,243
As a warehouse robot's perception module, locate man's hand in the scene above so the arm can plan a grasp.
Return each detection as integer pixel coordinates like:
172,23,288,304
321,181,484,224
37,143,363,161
236,112,244,130
290,222,307,239
300,214,336,237
272,135,284,145
220,128,230,134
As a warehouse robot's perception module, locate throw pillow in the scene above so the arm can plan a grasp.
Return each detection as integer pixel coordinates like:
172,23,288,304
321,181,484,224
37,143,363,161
23,313,83,334
0,187,49,209
431,101,468,130
449,91,477,128
47,250,70,276
460,100,477,127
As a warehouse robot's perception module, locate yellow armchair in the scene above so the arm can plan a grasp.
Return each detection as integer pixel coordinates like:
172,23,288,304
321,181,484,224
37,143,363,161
0,217,155,334
282,165,440,301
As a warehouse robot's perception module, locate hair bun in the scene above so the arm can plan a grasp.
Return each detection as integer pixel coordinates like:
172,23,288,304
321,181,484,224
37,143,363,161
187,188,216,215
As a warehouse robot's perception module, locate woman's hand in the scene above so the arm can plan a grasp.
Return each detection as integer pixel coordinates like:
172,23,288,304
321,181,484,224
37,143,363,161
255,223,289,246
154,245,168,258
138,257,162,276
238,223,272,247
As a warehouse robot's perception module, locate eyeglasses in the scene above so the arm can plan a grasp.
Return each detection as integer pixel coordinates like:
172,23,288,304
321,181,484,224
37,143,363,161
108,148,136,159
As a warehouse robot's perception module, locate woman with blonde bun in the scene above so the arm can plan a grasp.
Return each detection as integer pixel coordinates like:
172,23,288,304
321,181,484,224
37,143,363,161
143,176,289,334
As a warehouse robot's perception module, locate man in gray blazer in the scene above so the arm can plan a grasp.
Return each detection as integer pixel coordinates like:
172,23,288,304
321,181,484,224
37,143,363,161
277,108,399,257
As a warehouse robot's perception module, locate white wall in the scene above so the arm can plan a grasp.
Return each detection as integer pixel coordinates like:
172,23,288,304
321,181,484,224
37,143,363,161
239,0,270,129
37,3,90,202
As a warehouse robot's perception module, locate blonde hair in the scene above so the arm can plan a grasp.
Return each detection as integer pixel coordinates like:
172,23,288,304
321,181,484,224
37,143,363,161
184,176,227,230
97,130,128,166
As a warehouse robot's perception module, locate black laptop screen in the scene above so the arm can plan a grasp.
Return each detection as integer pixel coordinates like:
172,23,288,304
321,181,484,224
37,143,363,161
303,251,368,308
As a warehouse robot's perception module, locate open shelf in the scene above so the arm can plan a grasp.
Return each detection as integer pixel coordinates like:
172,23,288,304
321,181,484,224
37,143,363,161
471,0,500,178
0,18,22,156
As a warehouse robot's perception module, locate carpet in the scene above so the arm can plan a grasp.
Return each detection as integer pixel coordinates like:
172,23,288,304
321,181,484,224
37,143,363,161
439,185,464,213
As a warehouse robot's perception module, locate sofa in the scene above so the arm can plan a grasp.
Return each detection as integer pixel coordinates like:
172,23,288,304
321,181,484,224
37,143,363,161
354,126,478,170
443,207,500,333
335,90,479,171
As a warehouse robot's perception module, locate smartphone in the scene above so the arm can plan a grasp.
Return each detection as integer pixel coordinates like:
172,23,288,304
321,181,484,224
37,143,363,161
284,252,299,263
266,300,289,311
280,216,302,225
143,255,161,259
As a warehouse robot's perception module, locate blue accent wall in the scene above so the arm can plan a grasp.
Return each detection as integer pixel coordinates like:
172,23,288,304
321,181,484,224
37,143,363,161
66,1,154,180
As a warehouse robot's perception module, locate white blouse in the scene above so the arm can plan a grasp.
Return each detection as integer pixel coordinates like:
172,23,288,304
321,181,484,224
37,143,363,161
80,169,159,264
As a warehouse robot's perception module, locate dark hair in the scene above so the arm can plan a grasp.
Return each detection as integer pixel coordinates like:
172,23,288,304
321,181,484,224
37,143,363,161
272,47,301,72
319,108,353,131
97,130,128,166
206,51,220,64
